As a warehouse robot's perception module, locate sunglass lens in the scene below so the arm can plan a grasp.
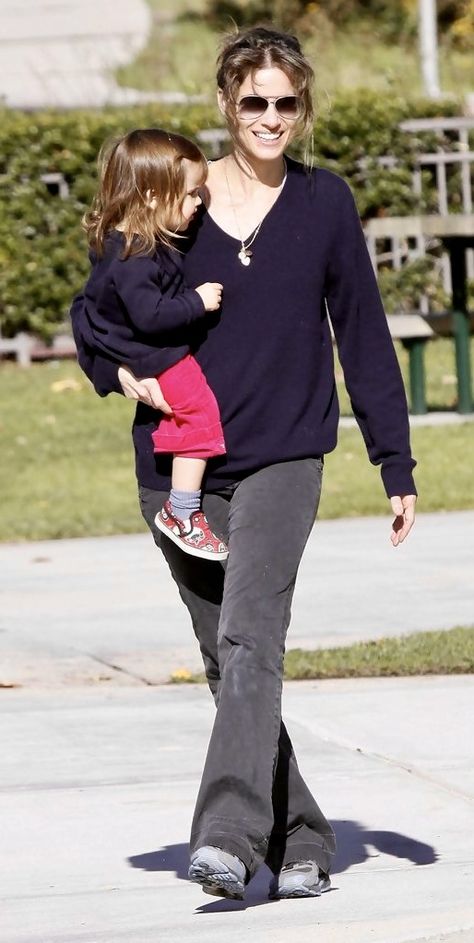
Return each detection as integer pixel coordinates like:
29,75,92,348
238,96,267,119
277,97,301,119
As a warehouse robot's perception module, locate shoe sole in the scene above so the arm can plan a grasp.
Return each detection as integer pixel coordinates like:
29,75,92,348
155,516,229,561
270,875,331,900
188,861,244,900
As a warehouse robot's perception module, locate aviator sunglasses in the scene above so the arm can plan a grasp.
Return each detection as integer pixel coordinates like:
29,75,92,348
236,94,303,121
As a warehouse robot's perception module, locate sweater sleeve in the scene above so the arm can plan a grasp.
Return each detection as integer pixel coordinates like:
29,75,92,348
112,255,206,335
324,181,417,498
70,292,123,397
71,289,192,392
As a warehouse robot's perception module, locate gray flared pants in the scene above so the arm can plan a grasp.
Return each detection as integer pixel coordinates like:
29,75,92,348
139,458,336,879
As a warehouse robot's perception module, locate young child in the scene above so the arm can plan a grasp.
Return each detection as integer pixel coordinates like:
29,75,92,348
78,128,228,561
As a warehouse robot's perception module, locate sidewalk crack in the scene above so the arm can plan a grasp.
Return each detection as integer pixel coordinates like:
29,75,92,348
81,652,157,687
289,716,474,806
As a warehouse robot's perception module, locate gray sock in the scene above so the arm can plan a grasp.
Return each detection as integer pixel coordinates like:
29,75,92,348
169,488,201,522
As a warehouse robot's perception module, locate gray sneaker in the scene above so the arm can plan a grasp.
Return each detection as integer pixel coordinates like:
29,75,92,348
188,845,246,900
269,860,331,899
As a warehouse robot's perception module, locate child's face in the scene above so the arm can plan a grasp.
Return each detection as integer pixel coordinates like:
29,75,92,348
176,159,205,231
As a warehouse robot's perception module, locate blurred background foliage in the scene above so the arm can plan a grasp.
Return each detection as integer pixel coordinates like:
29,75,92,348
117,0,474,99
205,0,474,47
1,0,473,342
0,92,469,341
0,105,215,341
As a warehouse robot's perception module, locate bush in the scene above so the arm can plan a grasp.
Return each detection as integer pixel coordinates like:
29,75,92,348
0,93,467,340
0,105,218,341
205,0,473,46
307,90,464,218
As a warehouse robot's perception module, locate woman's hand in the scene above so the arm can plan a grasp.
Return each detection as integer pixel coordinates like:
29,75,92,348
390,494,417,546
118,365,172,413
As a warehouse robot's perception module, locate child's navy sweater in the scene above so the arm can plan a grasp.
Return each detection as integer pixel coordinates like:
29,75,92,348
79,231,206,378
71,158,417,498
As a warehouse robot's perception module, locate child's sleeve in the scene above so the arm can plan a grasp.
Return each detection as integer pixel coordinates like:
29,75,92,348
113,256,206,336
70,291,191,394
70,292,125,397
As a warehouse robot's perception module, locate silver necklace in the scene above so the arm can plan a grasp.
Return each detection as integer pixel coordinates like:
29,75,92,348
224,158,287,266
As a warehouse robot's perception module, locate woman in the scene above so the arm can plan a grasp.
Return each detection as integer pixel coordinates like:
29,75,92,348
71,25,417,901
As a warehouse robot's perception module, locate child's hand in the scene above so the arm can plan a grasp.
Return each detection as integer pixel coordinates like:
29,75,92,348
195,282,223,312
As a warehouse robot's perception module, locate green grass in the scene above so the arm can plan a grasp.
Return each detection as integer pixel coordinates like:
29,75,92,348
306,26,474,102
0,361,143,542
319,337,474,519
170,626,474,682
284,627,474,679
336,338,470,416
116,3,474,100
1,338,473,542
116,0,217,98
319,422,474,518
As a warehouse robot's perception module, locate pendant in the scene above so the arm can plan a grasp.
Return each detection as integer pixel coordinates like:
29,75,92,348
238,247,252,266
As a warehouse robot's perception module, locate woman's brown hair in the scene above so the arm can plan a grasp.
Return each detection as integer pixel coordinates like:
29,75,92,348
83,128,208,258
216,26,315,161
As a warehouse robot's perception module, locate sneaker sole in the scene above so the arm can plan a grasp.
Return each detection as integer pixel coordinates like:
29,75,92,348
155,516,229,561
188,862,244,900
270,875,331,900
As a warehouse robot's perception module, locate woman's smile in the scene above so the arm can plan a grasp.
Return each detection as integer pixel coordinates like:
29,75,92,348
230,67,298,162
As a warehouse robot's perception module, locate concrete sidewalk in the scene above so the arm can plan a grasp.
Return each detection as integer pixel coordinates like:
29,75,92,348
1,677,474,943
0,0,205,110
1,510,473,686
1,512,473,941
0,0,150,109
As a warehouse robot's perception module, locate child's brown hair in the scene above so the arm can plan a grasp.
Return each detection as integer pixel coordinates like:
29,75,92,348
83,128,208,258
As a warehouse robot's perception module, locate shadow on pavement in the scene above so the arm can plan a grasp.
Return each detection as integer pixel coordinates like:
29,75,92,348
128,842,273,911
129,842,191,881
332,819,438,873
127,821,437,910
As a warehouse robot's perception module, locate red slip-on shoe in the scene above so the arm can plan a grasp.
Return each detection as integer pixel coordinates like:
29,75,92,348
155,501,228,561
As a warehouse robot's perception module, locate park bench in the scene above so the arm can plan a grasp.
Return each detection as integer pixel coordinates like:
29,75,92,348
0,328,76,366
0,327,36,366
367,214,474,414
365,117,474,414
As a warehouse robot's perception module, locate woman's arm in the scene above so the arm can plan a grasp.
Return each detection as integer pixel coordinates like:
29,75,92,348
324,180,417,538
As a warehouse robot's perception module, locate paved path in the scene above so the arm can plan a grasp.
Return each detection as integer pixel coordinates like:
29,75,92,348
0,0,152,108
1,513,474,940
1,511,473,686
1,677,474,942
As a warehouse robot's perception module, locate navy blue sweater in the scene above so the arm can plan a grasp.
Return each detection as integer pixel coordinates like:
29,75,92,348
71,158,417,498
78,232,206,377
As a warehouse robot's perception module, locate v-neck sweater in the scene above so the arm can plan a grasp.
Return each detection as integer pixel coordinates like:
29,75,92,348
73,157,416,498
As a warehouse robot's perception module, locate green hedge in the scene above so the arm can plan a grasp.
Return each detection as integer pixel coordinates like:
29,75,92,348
206,0,472,44
0,93,467,340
